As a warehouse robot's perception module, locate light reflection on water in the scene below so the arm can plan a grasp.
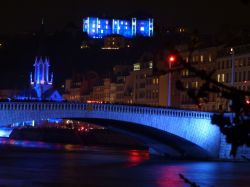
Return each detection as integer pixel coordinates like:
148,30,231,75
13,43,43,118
156,165,187,187
0,138,250,186
0,137,86,151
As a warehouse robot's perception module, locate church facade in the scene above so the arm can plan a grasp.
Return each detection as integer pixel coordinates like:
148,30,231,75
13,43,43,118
15,57,62,101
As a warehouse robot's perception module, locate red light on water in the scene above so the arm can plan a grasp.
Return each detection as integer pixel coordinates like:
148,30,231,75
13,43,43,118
126,149,150,167
246,100,250,104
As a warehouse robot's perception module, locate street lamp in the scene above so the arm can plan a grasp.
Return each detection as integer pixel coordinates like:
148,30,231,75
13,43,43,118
166,54,177,107
229,47,235,112
230,47,235,87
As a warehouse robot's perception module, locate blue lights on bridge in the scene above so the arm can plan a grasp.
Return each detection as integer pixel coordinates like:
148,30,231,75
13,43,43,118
83,17,154,38
0,128,13,137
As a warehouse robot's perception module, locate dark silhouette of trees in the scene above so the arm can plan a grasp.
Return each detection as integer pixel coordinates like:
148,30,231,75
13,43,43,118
175,52,250,158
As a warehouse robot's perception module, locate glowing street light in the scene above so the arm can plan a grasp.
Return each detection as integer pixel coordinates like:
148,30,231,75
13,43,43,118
230,48,235,87
166,54,177,107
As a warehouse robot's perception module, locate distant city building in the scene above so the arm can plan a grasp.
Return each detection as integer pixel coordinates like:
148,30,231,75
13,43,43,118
63,72,101,102
176,45,222,111
216,44,250,111
102,35,131,50
83,17,154,38
16,57,62,101
0,89,20,100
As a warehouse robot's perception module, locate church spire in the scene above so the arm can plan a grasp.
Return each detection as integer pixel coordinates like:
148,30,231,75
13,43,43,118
31,57,53,86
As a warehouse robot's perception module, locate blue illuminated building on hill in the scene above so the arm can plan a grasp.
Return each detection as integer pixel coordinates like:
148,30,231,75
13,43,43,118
83,17,154,38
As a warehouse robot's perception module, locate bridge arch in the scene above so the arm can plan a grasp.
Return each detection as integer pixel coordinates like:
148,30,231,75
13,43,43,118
0,102,221,158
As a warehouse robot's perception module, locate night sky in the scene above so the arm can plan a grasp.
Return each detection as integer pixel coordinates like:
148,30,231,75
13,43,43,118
0,0,250,34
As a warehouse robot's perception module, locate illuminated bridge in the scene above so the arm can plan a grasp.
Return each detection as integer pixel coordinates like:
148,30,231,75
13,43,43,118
0,102,222,159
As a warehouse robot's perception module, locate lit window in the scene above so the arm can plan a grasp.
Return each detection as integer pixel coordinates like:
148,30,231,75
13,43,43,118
192,81,199,88
121,21,123,24
125,22,128,25
98,25,101,29
101,30,103,33
221,74,225,82
118,26,120,30
125,26,128,29
217,74,220,82
92,24,96,28
209,54,212,62
133,63,140,71
106,26,108,29
115,21,117,24
106,21,109,24
195,81,198,88
200,55,204,62
140,27,145,31
149,62,153,69
92,29,95,33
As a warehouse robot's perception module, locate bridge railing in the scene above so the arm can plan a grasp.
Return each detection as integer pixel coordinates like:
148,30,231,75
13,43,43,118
0,102,213,119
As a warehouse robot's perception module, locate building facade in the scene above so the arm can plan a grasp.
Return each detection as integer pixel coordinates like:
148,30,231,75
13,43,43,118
83,17,154,38
216,44,250,111
176,45,220,111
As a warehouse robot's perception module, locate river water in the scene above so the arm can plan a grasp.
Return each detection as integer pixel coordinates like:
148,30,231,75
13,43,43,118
0,138,250,187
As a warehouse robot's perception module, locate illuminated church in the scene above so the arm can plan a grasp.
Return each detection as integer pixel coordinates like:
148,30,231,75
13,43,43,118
15,19,63,101
16,57,62,101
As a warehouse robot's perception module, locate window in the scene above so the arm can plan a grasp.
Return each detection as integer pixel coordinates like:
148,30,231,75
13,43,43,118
153,79,156,84
221,74,225,83
209,54,212,62
217,73,225,82
235,72,238,82
217,74,220,82
133,63,140,71
192,81,199,88
149,62,153,69
217,61,220,69
200,55,204,62
221,61,224,69
226,73,229,83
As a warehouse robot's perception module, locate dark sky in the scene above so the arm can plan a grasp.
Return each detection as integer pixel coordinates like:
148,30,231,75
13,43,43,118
0,0,250,33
